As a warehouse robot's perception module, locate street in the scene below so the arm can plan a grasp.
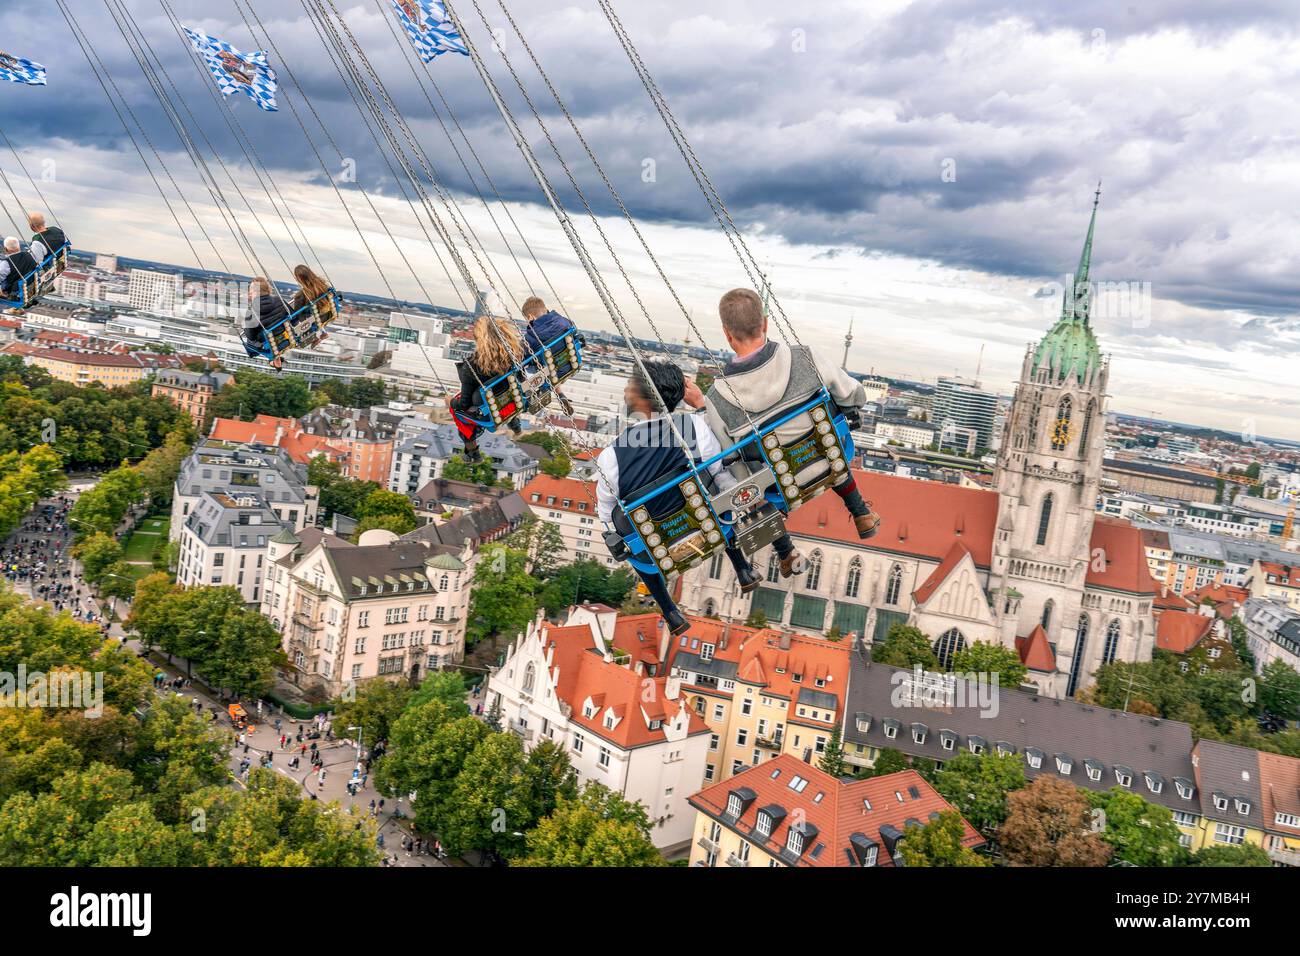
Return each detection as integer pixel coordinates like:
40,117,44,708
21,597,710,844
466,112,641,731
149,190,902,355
6,488,452,868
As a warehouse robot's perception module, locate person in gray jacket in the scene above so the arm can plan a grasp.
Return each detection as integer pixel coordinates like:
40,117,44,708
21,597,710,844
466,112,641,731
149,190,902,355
691,287,880,578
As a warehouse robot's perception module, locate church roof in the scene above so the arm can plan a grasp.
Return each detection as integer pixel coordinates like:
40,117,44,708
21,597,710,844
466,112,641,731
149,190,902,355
912,540,974,605
1015,624,1057,672
782,472,1155,596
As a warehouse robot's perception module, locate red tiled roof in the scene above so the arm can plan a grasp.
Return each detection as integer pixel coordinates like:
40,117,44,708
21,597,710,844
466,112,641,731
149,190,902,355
1086,515,1160,595
536,622,710,749
1016,624,1056,672
783,471,997,566
1155,609,1214,654
210,415,345,466
687,755,983,867
1257,750,1300,835
1154,585,1194,611
1258,561,1300,588
520,474,598,515
912,540,973,605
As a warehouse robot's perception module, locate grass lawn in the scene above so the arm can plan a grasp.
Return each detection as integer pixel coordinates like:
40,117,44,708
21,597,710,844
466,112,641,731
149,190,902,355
121,517,170,564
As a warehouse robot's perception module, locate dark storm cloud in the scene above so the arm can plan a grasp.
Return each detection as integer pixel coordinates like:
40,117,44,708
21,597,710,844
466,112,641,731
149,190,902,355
3,0,1299,342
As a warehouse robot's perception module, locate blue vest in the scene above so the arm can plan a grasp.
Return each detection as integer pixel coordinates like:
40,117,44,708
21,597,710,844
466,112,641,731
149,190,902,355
612,413,700,521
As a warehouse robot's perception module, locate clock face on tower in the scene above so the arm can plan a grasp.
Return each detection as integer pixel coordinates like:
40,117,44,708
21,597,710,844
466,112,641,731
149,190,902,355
1050,416,1071,451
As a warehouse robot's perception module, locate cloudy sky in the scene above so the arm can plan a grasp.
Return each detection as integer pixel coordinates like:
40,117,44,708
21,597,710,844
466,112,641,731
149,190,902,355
2,1,1299,436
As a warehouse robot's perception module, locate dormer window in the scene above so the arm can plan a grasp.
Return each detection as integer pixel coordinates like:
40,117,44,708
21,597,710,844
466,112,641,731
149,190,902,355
1175,779,1194,800
1235,798,1251,816
863,845,878,867
1114,767,1133,789
755,812,773,838
911,724,927,745
726,794,743,817
700,643,715,662
1213,794,1229,812
855,713,871,733
785,829,805,856
968,736,987,755
604,714,615,729
883,719,900,740
1055,755,1072,776
583,703,596,719
1145,772,1164,795
1025,749,1043,770
1085,760,1103,782
940,730,957,752
995,741,1015,757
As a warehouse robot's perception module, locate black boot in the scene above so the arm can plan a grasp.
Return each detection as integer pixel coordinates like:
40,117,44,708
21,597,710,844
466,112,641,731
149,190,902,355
664,606,691,636
735,561,761,594
462,441,482,463
507,418,523,437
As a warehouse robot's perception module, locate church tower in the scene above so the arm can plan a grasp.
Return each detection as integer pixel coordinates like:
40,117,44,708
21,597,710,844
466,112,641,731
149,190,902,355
991,186,1108,695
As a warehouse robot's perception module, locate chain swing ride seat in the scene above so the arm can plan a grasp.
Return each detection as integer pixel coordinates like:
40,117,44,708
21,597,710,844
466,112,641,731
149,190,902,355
245,288,342,362
1,241,71,311
459,328,584,433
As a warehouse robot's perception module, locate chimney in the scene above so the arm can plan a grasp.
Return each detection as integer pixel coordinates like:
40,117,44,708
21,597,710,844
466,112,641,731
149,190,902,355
720,619,731,651
657,615,671,666
778,630,792,651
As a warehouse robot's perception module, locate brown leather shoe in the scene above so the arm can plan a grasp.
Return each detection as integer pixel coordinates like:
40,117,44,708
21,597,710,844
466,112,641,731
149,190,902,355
854,507,881,539
780,552,807,578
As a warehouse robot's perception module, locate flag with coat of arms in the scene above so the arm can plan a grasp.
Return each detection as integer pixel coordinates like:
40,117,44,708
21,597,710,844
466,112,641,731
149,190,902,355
0,51,47,86
390,0,469,61
183,27,278,111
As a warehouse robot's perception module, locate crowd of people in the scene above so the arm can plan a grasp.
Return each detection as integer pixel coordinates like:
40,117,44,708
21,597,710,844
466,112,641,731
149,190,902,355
1,493,107,632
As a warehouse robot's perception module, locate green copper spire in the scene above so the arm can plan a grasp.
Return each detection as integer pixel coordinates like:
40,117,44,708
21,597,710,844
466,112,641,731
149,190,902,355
1032,185,1103,384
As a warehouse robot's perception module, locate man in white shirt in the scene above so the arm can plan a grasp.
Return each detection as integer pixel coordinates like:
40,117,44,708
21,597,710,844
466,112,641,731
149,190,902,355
597,360,760,635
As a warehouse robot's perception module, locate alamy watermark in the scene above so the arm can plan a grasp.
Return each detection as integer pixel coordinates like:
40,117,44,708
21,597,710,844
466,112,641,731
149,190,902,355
889,665,1000,718
0,665,104,718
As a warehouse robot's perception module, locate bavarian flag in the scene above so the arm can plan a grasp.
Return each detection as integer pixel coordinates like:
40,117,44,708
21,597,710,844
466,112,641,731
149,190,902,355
0,51,47,86
183,27,278,112
390,0,469,61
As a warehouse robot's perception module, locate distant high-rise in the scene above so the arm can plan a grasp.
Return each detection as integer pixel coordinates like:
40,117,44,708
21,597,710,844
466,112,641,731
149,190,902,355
842,316,854,369
933,376,997,450
128,268,183,316
95,253,118,273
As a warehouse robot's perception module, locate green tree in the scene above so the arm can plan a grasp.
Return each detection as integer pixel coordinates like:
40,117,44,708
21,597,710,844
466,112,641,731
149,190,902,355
207,371,311,423
441,453,498,486
407,670,469,717
539,454,572,478
932,751,1026,836
330,677,414,751
72,532,123,585
818,724,847,777
438,732,533,857
539,559,635,617
1260,659,1300,722
518,782,664,867
467,546,539,644
872,623,939,669
950,641,1028,688
1089,787,1189,867
866,747,910,777
897,810,990,867
505,515,567,577
352,512,417,540
1192,843,1273,867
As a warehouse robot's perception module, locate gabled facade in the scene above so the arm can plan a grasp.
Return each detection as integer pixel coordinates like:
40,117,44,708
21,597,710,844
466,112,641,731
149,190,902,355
485,614,711,851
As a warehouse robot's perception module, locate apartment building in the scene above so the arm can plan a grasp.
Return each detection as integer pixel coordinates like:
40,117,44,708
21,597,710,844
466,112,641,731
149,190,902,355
262,527,473,696
687,756,983,867
4,344,145,387
1248,559,1300,612
170,441,318,542
1240,597,1300,675
175,490,276,604
1188,740,1300,864
519,474,609,567
390,426,539,493
299,405,396,484
152,369,233,426
486,614,711,851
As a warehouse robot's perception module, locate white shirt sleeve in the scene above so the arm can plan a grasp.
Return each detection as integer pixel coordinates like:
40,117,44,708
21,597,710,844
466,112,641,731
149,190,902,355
595,445,620,525
0,261,9,283
693,413,737,492
29,240,47,264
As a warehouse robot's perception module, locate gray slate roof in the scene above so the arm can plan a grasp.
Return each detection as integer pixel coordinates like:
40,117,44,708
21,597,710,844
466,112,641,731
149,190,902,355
844,653,1199,814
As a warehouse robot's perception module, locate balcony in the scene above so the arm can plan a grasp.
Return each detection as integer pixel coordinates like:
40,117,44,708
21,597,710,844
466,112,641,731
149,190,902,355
725,853,749,868
696,836,720,856
1268,845,1300,867
508,720,534,742
756,734,784,751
